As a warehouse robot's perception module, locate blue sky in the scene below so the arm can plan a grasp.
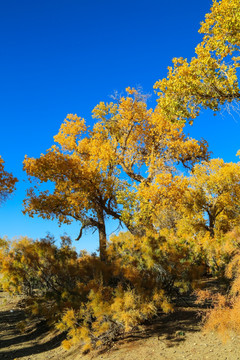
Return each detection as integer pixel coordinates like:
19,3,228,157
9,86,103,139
0,0,239,253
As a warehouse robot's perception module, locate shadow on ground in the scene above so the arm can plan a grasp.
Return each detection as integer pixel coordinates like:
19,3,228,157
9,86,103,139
98,297,203,356
127,307,201,345
0,306,66,360
0,292,203,359
0,332,66,360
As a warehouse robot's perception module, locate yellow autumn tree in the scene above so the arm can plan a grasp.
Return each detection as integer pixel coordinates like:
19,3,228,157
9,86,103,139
92,88,209,234
154,0,240,123
170,158,240,276
183,158,240,238
23,115,121,261
0,156,17,205
23,89,209,261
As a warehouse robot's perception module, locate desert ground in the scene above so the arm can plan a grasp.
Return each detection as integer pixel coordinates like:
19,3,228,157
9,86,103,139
1,289,240,360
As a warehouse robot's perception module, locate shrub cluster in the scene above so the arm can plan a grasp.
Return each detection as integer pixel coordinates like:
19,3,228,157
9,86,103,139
0,234,175,351
1,225,240,350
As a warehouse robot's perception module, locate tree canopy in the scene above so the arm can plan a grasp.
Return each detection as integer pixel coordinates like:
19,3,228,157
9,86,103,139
154,0,240,123
23,89,209,260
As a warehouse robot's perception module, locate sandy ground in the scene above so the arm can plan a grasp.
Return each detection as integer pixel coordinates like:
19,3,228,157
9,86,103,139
0,291,240,360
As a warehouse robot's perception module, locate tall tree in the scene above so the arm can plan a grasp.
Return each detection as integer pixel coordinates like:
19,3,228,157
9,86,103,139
92,88,209,232
24,89,209,260
23,115,121,261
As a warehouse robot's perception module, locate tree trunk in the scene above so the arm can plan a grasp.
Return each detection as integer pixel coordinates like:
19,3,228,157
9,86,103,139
97,208,107,262
208,213,215,238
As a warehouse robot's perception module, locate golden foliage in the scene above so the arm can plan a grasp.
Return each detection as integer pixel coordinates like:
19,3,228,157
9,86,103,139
23,87,209,260
0,235,176,351
154,0,240,123
196,228,240,340
5,0,240,352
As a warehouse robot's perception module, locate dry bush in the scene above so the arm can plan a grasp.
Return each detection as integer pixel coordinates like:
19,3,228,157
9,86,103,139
0,234,174,352
196,229,240,340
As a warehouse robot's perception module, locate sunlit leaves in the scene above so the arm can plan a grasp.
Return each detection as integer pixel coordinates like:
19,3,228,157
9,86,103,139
23,86,209,261
154,0,240,123
184,159,240,238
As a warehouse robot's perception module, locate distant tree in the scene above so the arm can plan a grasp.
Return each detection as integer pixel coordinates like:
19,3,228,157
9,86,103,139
183,158,240,238
0,156,17,205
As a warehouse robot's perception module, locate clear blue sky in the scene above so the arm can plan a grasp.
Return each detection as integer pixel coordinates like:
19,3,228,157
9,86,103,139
0,0,239,253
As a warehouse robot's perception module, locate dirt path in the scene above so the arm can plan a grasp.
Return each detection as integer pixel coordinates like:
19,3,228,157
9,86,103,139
1,291,240,360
